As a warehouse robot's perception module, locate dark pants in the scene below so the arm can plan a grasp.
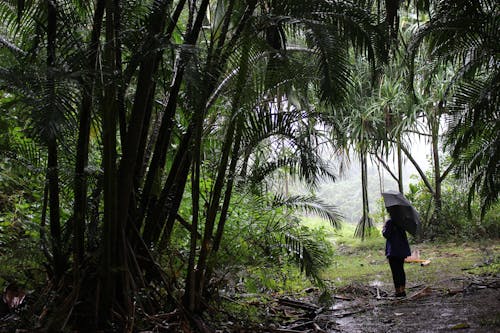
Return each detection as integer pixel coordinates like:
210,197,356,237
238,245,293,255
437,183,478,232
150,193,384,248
388,256,406,289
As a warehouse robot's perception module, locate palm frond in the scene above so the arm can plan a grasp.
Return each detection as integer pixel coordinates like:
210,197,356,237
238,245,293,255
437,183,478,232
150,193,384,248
445,72,500,215
305,24,351,105
407,0,499,213
284,232,331,285
247,145,336,187
271,194,342,229
0,135,46,174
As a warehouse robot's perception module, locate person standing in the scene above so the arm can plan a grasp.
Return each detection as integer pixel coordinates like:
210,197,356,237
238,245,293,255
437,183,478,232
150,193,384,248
382,211,411,297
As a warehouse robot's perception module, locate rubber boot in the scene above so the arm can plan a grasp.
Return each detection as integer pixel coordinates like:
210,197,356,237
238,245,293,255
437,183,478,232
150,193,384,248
395,286,406,297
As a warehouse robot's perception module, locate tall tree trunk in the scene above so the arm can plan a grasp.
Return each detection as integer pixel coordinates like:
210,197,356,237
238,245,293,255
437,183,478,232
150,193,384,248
188,117,236,309
46,0,65,281
204,116,243,288
73,0,105,271
189,36,251,312
141,0,256,249
376,160,386,223
99,0,129,325
117,0,173,240
397,135,404,193
139,0,208,238
114,0,127,142
142,129,192,246
185,103,203,312
431,107,442,230
47,140,63,278
355,149,373,241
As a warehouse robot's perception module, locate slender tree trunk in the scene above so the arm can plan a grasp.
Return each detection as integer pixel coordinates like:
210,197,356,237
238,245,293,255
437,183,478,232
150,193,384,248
356,150,372,240
117,0,173,238
46,0,65,281
400,145,435,195
99,0,128,325
375,154,398,183
397,136,404,193
142,129,192,246
141,0,256,248
114,0,127,142
190,117,236,308
73,0,105,271
204,116,243,287
47,140,63,278
190,37,251,311
431,107,442,228
362,153,370,220
185,104,203,313
376,160,386,223
139,0,207,237
40,180,52,264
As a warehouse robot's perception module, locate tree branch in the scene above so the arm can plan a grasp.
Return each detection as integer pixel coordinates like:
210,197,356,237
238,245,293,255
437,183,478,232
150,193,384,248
439,160,456,183
374,154,399,182
400,145,435,195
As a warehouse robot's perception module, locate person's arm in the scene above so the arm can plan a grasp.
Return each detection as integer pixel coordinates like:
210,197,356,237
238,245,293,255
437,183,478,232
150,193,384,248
382,219,393,239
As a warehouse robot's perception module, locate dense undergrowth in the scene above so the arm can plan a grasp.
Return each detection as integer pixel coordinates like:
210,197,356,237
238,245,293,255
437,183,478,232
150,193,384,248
2,211,498,331
1,155,499,330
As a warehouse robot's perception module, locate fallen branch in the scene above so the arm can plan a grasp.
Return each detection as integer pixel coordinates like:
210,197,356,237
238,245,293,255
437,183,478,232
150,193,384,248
289,321,314,330
333,295,353,301
268,328,310,333
313,322,326,332
333,304,374,318
278,298,319,311
408,286,433,300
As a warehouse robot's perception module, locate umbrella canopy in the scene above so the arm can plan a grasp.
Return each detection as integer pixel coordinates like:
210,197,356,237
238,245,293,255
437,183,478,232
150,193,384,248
382,191,421,236
382,190,411,207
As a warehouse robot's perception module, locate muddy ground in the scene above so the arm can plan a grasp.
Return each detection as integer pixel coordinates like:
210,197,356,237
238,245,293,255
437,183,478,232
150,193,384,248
331,276,500,332
230,274,500,333
1,275,498,332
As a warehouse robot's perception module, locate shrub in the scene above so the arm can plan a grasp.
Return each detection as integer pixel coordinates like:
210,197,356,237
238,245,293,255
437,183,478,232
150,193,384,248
407,175,500,240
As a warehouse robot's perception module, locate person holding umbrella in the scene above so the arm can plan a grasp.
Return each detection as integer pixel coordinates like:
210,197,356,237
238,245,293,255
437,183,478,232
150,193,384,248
381,190,421,297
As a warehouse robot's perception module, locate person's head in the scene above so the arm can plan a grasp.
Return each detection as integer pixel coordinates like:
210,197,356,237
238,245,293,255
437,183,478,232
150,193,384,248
386,205,403,222
386,205,396,216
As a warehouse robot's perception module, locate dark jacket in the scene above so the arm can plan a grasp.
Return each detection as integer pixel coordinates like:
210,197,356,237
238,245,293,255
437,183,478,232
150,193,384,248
382,219,411,258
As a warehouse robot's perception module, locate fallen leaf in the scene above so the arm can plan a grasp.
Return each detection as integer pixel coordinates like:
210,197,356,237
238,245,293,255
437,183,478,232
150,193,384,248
450,322,470,330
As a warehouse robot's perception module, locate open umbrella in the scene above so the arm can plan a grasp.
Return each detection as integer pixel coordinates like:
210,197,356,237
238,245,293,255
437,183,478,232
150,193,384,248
382,190,421,236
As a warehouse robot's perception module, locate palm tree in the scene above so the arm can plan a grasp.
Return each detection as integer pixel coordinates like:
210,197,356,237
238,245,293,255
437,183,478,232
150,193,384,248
340,59,385,240
0,0,87,282
1,0,389,330
177,0,388,314
408,0,499,216
367,20,456,235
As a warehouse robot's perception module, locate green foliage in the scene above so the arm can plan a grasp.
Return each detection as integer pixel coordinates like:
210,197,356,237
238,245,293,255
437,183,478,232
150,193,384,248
0,151,45,289
1,0,498,330
466,254,500,277
319,221,497,291
408,0,500,213
212,191,336,292
407,175,500,240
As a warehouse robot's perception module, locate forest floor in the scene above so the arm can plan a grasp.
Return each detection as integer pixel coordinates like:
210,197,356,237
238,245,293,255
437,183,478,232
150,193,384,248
1,235,498,332
325,275,500,332
211,239,500,333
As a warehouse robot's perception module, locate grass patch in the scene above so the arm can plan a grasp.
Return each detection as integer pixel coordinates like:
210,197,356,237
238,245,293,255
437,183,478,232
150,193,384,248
301,216,499,290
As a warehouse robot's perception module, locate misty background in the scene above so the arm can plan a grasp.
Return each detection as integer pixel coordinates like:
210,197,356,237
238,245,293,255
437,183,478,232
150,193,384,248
290,135,430,225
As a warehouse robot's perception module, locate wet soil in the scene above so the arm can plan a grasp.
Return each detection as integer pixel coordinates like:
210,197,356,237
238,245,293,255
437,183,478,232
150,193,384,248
213,275,499,332
332,277,500,333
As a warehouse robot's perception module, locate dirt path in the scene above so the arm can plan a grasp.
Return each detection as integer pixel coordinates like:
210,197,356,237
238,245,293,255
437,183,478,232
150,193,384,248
330,277,500,332
247,275,500,332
